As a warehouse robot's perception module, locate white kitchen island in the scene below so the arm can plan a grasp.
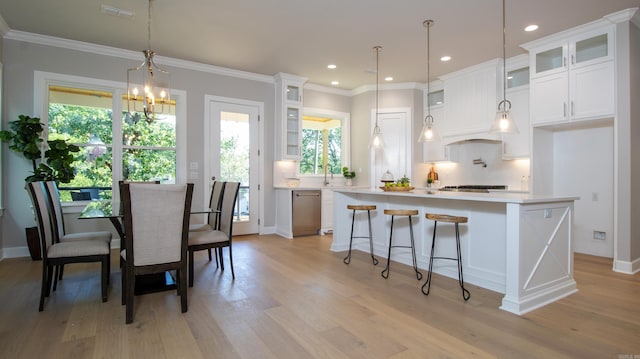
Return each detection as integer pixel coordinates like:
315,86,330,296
331,188,579,315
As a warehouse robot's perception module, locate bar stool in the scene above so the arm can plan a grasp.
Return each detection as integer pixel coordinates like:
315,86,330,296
381,209,422,280
422,213,470,301
344,205,378,265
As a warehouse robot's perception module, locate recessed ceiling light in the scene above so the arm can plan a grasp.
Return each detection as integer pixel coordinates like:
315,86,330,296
385,77,393,82
525,24,539,32
327,64,337,69
440,55,451,62
331,81,339,85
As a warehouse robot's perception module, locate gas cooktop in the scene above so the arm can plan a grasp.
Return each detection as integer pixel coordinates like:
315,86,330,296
439,185,507,193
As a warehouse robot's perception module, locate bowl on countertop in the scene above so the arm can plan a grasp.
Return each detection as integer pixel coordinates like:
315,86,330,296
286,178,300,188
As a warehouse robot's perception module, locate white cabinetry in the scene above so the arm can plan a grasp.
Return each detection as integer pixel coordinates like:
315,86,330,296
525,26,614,126
422,85,458,163
440,59,500,141
501,85,530,158
321,188,334,234
422,104,458,162
501,55,530,159
275,73,306,160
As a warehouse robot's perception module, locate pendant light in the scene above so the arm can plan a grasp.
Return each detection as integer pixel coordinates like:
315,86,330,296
126,0,171,123
418,20,438,142
369,46,384,149
489,0,519,134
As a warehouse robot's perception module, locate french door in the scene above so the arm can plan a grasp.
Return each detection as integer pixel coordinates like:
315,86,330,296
207,98,261,235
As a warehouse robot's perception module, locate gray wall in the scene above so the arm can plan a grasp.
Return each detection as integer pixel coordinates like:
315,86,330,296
0,37,276,250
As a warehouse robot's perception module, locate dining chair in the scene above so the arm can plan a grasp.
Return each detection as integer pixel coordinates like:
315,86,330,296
120,182,194,324
44,181,112,288
26,181,110,312
189,180,225,264
188,181,239,286
189,180,225,232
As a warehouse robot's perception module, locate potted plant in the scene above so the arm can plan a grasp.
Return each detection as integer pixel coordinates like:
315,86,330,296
0,114,80,259
342,167,356,186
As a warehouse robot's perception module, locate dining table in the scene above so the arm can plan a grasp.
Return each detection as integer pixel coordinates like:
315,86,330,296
79,200,216,295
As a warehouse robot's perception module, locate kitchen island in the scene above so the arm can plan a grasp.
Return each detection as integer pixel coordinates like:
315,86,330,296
331,188,579,315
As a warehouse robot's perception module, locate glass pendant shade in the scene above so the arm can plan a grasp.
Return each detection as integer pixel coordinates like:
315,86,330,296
418,114,439,142
490,0,518,135
369,46,384,150
369,124,384,149
419,20,437,143
490,99,519,133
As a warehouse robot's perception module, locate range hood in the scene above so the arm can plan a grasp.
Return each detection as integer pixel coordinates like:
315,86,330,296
442,130,502,146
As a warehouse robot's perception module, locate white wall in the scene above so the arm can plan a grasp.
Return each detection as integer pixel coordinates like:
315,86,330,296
554,125,614,257
428,141,530,190
0,36,275,251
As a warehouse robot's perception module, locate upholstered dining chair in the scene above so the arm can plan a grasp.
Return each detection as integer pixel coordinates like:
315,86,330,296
44,181,112,287
188,181,239,286
189,180,225,264
120,182,193,324
189,180,225,232
26,181,110,312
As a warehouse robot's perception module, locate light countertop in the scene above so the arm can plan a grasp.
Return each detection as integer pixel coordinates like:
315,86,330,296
332,187,579,204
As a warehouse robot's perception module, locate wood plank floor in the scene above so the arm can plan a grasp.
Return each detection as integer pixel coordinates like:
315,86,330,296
0,234,639,358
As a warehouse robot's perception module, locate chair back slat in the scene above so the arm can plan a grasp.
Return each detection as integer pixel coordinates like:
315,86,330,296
207,181,225,227
26,182,56,256
121,183,193,267
218,182,240,237
44,181,66,239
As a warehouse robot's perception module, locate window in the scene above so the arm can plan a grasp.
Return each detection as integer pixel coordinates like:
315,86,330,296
298,109,350,176
36,72,185,202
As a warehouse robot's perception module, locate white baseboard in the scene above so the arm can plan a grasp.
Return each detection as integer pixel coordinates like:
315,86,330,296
613,257,640,274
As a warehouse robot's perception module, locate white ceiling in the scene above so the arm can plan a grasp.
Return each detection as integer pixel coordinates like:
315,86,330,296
1,0,638,90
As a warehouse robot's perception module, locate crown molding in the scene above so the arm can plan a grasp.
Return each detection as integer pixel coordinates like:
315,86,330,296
0,13,9,37
4,30,274,84
303,83,352,97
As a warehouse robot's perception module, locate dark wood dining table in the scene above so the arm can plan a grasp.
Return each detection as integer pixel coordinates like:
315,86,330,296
79,200,216,295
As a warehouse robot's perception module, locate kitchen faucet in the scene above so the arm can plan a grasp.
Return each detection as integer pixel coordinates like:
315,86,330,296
324,164,333,186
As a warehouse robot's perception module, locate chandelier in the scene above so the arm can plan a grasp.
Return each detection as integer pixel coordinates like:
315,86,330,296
126,0,171,123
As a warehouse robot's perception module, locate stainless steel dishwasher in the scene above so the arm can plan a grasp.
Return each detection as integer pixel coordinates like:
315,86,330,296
292,190,321,236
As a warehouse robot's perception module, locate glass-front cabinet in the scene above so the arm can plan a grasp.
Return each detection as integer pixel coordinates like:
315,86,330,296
525,24,614,125
275,73,306,160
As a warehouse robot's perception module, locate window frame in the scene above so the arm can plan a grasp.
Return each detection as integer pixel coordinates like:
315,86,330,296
34,71,187,204
299,107,350,177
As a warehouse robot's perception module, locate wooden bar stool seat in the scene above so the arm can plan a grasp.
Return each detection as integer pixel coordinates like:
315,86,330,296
381,209,422,280
422,212,470,301
344,205,378,265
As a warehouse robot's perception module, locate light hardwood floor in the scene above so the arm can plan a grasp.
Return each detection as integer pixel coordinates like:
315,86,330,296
0,234,638,358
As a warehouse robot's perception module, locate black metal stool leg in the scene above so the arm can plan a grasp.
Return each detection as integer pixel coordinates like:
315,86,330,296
367,210,378,265
343,209,356,264
421,221,438,295
408,216,422,280
381,215,394,278
455,223,471,301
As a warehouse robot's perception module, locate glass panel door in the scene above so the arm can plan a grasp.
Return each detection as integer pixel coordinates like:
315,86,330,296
210,101,259,235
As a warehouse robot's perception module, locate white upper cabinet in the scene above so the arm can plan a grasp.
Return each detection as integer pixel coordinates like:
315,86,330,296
422,84,458,163
524,25,615,126
423,104,459,162
501,55,530,159
275,73,306,160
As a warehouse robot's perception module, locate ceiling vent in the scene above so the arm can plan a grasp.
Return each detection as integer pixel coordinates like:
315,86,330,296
101,4,136,20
